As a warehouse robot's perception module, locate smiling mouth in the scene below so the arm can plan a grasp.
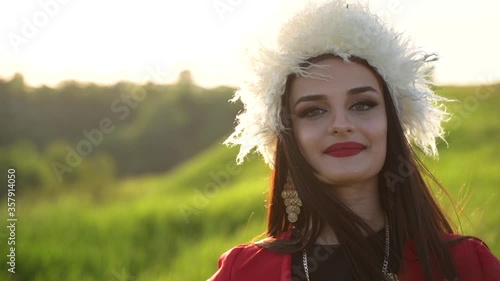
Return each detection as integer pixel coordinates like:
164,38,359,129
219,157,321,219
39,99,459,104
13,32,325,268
324,142,366,158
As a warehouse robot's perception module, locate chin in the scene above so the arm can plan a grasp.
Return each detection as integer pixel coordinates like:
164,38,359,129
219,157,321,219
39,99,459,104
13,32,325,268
315,170,377,187
316,174,361,186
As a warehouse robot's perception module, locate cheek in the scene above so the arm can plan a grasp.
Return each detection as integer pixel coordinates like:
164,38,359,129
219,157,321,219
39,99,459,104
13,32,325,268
358,113,387,154
293,122,321,158
376,121,388,146
371,118,387,156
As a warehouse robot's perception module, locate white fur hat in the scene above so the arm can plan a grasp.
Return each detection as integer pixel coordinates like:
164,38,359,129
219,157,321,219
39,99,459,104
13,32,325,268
224,0,450,166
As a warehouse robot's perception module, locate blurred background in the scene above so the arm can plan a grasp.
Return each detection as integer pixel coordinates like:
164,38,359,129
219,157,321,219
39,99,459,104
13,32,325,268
0,0,499,280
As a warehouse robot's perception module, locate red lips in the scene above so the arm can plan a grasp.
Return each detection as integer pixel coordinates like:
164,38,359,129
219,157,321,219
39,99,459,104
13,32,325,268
324,142,366,158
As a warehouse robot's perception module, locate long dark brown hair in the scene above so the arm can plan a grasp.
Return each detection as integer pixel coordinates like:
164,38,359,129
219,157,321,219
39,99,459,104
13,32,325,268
257,54,459,281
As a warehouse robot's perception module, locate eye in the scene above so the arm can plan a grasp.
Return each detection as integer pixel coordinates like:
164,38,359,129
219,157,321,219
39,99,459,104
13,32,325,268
297,107,326,118
350,100,377,111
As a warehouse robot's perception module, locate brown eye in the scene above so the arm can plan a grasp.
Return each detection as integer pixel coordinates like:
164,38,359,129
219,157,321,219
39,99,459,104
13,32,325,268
297,107,326,118
350,101,377,111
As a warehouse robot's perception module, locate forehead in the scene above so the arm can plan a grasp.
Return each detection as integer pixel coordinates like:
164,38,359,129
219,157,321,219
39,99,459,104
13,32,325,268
289,57,382,99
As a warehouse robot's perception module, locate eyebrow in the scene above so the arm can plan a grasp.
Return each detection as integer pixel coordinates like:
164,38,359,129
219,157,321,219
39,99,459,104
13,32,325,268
293,86,378,108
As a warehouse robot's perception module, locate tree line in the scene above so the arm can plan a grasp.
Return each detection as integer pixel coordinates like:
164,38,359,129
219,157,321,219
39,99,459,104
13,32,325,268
0,72,240,194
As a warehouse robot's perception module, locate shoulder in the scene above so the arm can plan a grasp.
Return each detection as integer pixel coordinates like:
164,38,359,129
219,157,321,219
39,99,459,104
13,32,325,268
207,242,291,281
444,232,494,256
402,233,500,281
217,243,265,267
444,233,500,280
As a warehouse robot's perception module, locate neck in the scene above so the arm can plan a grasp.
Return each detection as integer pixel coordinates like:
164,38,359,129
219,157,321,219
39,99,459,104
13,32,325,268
315,177,384,245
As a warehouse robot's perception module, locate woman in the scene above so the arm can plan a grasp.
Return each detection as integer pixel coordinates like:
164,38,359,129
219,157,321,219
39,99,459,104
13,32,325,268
208,1,500,280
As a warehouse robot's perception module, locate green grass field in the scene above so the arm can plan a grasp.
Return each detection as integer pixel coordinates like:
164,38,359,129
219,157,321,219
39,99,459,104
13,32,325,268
1,84,498,281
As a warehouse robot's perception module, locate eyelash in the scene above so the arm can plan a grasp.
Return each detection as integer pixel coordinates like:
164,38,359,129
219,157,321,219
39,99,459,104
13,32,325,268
350,100,378,111
296,100,378,118
297,107,326,118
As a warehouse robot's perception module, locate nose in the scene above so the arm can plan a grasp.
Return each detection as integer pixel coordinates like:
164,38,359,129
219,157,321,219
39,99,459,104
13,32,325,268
328,109,354,135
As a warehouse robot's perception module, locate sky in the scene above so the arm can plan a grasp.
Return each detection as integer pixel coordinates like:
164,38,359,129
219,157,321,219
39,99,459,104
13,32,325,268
1,0,499,89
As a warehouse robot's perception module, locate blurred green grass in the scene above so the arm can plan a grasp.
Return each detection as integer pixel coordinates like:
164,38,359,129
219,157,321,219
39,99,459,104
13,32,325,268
1,84,498,281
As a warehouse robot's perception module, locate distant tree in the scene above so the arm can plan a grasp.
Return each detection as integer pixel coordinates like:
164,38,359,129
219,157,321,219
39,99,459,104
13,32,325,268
177,70,193,86
44,140,116,190
8,72,25,94
0,140,56,197
1,73,238,181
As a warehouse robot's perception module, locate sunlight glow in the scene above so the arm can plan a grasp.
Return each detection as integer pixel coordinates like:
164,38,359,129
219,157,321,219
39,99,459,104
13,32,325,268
0,0,499,88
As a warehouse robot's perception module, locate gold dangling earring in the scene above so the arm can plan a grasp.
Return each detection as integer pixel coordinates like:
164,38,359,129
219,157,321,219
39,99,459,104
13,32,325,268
281,174,302,223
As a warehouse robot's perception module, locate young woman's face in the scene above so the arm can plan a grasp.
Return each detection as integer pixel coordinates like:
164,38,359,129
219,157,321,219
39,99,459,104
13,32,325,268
289,57,387,186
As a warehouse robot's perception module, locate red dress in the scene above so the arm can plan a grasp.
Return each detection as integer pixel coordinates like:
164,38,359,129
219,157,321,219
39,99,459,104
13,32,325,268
207,232,500,281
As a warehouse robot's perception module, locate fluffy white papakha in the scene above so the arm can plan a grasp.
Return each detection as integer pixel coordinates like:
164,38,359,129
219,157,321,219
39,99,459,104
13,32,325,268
224,0,451,166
